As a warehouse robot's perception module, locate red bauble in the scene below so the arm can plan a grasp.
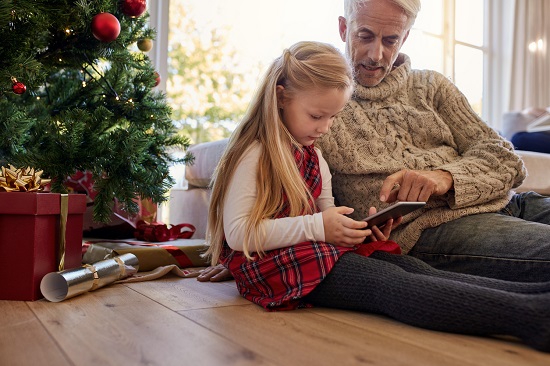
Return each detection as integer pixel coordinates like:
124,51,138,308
91,12,121,42
121,0,147,18
154,71,161,87
12,81,26,95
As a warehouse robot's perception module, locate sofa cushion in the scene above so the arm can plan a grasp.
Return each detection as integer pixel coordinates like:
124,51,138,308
501,108,550,141
515,150,550,195
185,138,229,188
501,111,535,141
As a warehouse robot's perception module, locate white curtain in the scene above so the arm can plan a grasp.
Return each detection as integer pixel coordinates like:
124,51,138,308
509,0,550,110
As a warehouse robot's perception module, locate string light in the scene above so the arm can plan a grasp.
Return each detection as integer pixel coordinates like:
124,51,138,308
528,39,545,53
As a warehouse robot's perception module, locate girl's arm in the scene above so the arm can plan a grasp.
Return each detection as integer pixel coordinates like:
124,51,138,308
315,147,336,212
223,143,326,252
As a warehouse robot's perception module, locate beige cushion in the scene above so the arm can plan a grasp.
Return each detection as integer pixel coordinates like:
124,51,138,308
515,150,550,195
501,112,535,141
167,188,211,239
185,138,229,188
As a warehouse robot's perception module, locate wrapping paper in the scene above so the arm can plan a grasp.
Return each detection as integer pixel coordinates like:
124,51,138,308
82,239,209,271
40,253,139,302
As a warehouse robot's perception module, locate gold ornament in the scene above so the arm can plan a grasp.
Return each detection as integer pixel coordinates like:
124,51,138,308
137,38,153,52
0,165,51,192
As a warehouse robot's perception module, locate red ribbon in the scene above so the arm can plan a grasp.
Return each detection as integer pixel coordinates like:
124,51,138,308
134,221,196,242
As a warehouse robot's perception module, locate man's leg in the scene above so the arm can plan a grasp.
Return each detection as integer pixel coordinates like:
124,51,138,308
408,192,550,282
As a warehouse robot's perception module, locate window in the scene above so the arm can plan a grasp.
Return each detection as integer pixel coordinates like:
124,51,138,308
402,0,486,115
149,0,514,135
164,0,344,144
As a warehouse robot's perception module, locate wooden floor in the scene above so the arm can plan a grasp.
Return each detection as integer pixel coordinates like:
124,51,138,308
2,275,550,366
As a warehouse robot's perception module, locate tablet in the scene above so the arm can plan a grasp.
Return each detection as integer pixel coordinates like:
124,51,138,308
362,201,426,227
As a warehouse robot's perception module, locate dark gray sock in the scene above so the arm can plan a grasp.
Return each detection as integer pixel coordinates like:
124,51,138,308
371,251,550,294
306,253,550,352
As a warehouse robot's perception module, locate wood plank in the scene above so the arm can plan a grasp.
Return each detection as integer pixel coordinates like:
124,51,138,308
124,277,248,311
0,300,70,366
6,273,549,366
26,284,274,366
309,308,550,366
182,304,480,366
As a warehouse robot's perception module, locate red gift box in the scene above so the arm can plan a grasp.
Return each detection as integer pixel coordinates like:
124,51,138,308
0,192,86,301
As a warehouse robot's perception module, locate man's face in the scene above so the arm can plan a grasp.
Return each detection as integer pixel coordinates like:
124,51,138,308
339,0,410,87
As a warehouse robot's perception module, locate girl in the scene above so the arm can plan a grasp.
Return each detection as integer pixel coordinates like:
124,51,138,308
205,41,550,352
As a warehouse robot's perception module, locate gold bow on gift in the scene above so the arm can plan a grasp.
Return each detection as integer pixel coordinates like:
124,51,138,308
0,165,51,192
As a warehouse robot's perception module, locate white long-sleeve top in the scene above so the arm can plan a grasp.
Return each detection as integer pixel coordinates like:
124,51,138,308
223,142,335,252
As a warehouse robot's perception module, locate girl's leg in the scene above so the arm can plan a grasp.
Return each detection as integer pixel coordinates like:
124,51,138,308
370,251,550,294
306,253,550,352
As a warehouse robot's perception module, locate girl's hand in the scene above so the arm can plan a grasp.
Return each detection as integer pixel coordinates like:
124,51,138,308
197,264,233,282
322,206,370,247
364,206,402,242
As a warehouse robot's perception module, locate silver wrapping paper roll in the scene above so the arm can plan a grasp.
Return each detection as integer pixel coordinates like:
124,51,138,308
40,253,139,302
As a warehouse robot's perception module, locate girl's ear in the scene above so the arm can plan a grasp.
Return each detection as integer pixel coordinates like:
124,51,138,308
276,85,285,108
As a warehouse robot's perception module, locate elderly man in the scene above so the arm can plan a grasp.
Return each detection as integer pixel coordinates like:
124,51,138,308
317,0,550,282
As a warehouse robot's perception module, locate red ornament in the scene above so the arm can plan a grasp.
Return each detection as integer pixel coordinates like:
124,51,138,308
11,78,26,94
91,12,121,42
154,71,161,87
121,0,147,18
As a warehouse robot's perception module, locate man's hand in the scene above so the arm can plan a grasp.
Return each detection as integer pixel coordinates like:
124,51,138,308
197,264,233,282
380,169,453,203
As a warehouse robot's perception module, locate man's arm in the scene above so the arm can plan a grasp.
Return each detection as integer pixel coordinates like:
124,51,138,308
382,74,525,207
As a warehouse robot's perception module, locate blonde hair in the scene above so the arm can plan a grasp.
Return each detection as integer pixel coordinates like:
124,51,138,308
344,0,421,28
204,41,353,264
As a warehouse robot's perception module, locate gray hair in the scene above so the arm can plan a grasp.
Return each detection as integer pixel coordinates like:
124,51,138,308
343,0,421,28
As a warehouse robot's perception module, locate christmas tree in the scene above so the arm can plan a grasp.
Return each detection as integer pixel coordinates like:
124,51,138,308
0,0,191,223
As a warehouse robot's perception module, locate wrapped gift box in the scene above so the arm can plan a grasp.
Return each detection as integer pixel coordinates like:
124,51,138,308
82,238,209,272
0,192,86,301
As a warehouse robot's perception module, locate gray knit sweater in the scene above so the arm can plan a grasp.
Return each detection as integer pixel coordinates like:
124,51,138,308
317,54,526,253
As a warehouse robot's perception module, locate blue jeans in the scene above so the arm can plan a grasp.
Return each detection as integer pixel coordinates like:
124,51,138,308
408,191,550,282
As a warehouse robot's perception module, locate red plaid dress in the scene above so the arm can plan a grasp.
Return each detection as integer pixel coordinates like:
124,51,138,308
220,144,400,311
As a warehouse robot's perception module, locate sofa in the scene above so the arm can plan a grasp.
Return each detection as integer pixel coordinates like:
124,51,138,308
168,118,550,239
501,109,550,195
167,138,228,239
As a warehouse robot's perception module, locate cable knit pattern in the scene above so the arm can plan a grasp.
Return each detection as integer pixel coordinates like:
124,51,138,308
318,54,526,253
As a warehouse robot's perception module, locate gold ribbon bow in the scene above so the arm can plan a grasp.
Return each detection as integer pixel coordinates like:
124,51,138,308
0,165,51,192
